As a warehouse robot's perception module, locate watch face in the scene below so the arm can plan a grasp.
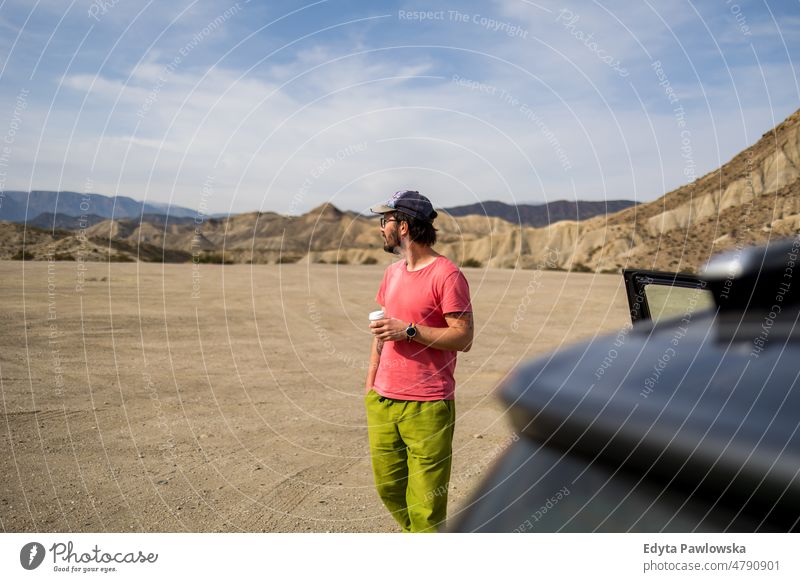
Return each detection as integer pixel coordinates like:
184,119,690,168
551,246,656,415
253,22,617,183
406,325,417,338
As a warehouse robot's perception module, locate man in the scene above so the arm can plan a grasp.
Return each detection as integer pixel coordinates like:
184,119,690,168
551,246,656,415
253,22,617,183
365,190,474,533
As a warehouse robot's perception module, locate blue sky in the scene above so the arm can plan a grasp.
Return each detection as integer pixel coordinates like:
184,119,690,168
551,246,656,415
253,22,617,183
0,0,798,215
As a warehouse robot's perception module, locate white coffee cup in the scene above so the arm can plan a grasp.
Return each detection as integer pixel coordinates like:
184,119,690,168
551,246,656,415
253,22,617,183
368,310,385,322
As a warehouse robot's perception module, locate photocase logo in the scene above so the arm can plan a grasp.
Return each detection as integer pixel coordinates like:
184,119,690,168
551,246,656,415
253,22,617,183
20,542,46,570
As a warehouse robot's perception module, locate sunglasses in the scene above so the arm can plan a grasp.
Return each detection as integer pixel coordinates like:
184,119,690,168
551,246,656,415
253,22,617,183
380,216,400,228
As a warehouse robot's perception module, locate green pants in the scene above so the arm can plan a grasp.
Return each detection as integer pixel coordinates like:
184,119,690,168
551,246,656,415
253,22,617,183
365,389,456,533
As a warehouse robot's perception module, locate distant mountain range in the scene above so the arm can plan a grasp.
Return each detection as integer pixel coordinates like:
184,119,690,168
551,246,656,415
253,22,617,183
0,190,197,223
0,189,636,229
442,199,638,227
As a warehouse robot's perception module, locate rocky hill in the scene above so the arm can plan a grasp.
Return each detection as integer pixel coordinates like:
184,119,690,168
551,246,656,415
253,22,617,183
435,107,799,272
2,108,798,270
567,108,800,272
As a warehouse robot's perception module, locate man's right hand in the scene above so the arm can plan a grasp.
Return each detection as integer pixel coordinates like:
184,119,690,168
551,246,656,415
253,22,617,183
369,317,408,343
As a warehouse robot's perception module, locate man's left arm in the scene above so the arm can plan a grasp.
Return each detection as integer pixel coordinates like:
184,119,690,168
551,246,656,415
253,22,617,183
438,311,474,352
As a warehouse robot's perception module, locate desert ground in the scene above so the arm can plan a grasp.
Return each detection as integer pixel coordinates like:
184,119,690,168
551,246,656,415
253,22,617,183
0,260,630,532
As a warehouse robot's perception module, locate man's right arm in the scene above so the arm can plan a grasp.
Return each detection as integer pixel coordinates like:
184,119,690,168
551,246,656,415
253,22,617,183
365,305,385,393
365,337,381,393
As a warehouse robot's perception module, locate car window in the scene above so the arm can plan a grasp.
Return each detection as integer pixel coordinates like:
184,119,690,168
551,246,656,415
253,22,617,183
624,269,715,324
643,283,715,324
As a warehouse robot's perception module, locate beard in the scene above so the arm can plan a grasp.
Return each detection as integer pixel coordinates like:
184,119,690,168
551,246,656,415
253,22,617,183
382,229,400,254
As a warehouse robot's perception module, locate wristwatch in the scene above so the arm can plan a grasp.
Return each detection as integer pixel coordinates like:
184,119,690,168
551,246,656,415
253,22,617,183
405,322,417,342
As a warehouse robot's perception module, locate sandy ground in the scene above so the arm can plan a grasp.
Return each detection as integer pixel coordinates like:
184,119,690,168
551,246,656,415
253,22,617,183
0,260,630,532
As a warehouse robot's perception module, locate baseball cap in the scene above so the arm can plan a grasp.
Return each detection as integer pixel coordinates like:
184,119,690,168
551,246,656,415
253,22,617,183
370,190,438,222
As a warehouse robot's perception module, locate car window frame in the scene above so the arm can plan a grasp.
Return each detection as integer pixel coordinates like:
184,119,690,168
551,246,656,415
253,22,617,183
623,268,708,324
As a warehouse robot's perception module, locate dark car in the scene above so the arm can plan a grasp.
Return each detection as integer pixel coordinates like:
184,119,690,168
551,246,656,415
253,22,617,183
449,238,800,532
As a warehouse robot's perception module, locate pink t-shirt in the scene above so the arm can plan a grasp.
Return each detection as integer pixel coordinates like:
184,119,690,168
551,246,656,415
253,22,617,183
373,255,472,401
